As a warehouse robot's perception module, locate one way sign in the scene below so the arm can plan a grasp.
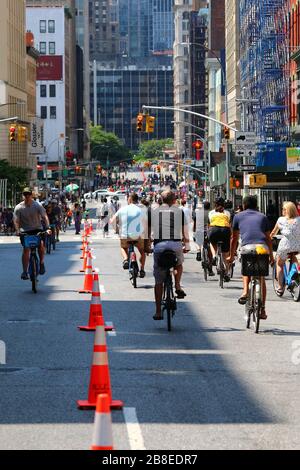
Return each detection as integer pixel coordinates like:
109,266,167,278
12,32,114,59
236,164,257,172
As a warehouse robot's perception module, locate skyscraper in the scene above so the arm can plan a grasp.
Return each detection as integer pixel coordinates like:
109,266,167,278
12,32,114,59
90,0,175,150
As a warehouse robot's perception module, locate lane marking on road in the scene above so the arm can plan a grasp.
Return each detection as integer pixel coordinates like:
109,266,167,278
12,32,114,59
117,349,233,355
123,407,146,451
106,322,116,336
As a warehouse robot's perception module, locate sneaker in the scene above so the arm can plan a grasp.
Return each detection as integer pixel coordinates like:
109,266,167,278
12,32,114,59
21,272,29,281
39,263,46,276
224,274,231,283
208,270,215,277
196,252,202,262
123,260,129,270
139,269,146,278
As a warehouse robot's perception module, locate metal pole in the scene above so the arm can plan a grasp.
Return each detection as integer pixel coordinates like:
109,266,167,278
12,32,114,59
93,60,97,126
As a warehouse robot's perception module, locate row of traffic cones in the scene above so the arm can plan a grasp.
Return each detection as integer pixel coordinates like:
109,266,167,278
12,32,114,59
76,222,122,450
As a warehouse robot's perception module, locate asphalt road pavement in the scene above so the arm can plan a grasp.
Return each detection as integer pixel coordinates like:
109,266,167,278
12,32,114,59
1,223,300,450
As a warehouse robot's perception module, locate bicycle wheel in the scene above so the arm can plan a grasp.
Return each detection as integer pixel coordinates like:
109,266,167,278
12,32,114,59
166,279,172,332
253,282,261,334
290,276,300,302
130,262,138,288
201,247,208,282
245,298,251,329
30,254,38,294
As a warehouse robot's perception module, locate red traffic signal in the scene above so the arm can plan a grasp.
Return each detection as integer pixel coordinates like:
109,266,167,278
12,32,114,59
136,113,144,132
224,127,230,140
193,140,203,150
9,126,17,142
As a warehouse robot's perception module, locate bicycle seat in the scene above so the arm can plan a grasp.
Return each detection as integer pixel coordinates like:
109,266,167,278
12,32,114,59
157,250,178,269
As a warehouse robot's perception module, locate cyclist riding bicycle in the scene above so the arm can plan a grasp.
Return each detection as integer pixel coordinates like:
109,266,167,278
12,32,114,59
110,192,147,278
51,200,62,242
152,190,190,320
14,188,51,280
208,197,232,282
228,196,274,320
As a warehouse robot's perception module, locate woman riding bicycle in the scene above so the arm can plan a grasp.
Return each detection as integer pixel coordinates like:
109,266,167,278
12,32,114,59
208,197,232,282
270,201,300,295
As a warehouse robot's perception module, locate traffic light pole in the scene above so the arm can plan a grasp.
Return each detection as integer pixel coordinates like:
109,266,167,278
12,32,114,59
142,105,237,200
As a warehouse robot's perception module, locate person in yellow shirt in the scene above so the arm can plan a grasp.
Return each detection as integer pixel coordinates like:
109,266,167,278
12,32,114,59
208,197,232,282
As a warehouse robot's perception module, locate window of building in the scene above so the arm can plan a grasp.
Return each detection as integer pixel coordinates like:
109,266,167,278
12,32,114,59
40,85,47,98
49,42,56,55
50,106,57,119
49,85,56,98
39,42,47,54
40,20,46,33
48,20,55,33
41,106,47,119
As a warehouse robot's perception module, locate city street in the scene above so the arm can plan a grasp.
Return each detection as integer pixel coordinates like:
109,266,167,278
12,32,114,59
1,220,300,450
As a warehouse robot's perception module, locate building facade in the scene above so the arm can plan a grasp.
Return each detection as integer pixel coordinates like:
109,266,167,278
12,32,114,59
93,66,173,150
0,0,29,172
26,2,78,165
225,0,241,131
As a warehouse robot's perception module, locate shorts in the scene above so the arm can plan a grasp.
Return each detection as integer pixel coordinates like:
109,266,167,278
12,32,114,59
20,229,44,248
120,238,144,252
153,241,184,284
208,227,231,253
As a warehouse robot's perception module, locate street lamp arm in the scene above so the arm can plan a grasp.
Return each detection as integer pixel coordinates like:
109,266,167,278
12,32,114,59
143,105,237,132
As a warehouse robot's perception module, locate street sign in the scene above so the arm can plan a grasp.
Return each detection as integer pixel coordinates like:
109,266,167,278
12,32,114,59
236,164,257,172
235,132,257,146
235,146,256,158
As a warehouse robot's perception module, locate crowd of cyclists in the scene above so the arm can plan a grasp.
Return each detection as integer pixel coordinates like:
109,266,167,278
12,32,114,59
5,176,300,325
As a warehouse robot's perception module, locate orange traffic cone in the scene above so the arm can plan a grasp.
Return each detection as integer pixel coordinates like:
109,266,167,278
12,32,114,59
78,274,114,332
91,394,114,450
79,253,94,294
80,248,95,274
80,235,87,251
77,325,124,410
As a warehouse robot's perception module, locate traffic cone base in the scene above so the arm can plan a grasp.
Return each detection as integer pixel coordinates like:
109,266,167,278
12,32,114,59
77,399,124,410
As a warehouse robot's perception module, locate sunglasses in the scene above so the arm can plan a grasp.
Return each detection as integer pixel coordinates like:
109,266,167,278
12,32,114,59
23,193,32,196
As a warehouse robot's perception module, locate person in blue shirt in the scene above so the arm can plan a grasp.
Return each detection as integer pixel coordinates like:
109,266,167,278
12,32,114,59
228,196,274,320
111,193,147,278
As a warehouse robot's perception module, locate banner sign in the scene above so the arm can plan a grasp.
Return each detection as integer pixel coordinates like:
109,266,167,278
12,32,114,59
30,118,44,155
287,148,300,172
37,56,63,81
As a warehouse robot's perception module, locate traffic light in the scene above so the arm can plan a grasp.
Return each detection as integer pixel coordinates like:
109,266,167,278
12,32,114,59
9,126,17,142
145,116,156,133
224,126,230,140
97,165,102,174
75,166,80,174
18,126,28,143
136,113,144,132
230,176,243,190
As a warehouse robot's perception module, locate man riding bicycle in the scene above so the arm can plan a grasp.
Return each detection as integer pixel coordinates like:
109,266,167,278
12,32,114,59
228,196,274,320
14,188,51,280
152,190,190,320
208,197,232,282
110,193,147,278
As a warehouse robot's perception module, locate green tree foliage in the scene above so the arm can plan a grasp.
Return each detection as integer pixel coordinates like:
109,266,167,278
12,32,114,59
90,125,130,166
135,139,174,162
0,160,28,205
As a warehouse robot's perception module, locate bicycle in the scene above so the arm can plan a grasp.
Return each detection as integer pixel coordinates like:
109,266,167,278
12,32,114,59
272,252,300,302
158,250,178,331
242,250,269,334
128,241,139,288
201,231,212,282
23,232,45,294
216,241,226,289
